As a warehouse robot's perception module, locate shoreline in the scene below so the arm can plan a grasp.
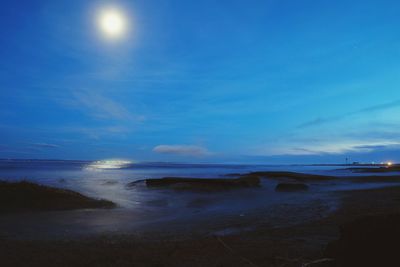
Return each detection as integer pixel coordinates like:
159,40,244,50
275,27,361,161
2,181,400,266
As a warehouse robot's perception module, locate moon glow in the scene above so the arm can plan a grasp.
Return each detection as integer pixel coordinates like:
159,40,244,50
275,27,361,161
97,7,128,40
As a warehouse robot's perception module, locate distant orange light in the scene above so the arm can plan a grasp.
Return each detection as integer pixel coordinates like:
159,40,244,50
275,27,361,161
387,161,393,166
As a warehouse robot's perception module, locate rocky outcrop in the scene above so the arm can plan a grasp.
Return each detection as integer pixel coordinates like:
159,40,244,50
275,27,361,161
241,171,334,181
133,175,260,191
0,181,116,212
275,183,309,192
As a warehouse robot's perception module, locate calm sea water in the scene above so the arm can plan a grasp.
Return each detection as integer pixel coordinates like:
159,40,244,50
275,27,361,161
0,160,339,207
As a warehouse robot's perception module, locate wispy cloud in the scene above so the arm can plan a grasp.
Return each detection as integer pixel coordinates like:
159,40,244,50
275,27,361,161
0,144,44,155
30,143,60,148
298,99,400,128
287,141,400,156
0,123,133,141
68,90,145,122
352,144,388,150
58,125,132,140
153,145,211,157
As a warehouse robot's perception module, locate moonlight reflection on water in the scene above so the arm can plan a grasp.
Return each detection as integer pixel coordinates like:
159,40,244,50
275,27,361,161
85,159,133,170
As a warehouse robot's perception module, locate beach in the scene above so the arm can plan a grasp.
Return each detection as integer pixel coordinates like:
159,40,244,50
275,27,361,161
1,161,400,266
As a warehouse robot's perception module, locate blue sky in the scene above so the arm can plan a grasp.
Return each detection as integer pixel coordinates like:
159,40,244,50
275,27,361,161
1,0,400,163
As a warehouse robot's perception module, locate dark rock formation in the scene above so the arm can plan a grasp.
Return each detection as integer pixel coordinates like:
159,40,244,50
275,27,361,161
101,180,118,185
139,175,260,191
0,181,116,212
242,171,334,181
275,183,309,192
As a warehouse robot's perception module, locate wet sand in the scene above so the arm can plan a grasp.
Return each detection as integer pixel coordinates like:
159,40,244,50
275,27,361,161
1,180,400,266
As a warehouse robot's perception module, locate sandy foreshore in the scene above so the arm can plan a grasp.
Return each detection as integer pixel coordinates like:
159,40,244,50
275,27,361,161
1,176,400,266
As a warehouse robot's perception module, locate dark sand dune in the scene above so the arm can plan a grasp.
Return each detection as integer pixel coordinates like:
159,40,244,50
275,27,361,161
0,181,116,212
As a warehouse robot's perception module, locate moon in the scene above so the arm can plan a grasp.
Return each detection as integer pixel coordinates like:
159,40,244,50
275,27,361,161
97,7,128,40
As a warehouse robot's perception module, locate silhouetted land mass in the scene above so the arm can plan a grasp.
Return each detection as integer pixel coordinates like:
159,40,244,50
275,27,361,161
128,176,260,190
0,181,115,212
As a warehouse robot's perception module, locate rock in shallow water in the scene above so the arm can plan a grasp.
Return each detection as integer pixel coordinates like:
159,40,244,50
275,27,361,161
135,175,260,191
275,183,309,192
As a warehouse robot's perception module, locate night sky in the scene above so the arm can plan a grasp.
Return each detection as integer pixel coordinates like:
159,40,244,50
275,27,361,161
1,0,400,163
